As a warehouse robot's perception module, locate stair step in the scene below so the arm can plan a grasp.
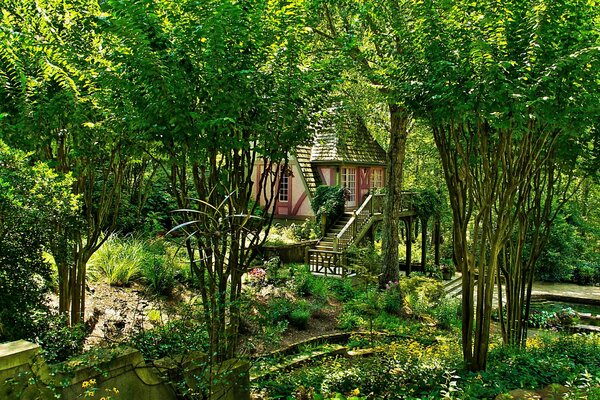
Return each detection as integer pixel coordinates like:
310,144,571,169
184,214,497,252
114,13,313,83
443,276,463,298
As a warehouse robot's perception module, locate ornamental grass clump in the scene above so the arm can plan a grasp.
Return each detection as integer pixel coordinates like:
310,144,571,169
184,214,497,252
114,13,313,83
88,235,144,286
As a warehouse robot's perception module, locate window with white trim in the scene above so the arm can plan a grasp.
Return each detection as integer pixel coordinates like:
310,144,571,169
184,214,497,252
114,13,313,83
279,174,289,202
371,168,383,189
342,167,356,202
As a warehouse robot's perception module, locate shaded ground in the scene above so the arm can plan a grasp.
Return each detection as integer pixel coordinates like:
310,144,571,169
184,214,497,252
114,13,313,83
50,278,599,352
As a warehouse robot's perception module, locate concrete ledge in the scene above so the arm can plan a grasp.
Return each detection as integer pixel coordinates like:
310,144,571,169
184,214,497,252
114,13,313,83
0,341,40,372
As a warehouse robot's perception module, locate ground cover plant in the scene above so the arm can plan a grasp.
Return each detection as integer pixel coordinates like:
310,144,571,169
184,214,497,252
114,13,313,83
253,333,600,399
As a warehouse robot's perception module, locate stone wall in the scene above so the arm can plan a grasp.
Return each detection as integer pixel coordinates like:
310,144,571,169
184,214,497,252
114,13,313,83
0,340,249,400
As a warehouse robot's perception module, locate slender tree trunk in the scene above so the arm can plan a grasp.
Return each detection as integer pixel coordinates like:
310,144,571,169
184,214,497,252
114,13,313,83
380,104,410,286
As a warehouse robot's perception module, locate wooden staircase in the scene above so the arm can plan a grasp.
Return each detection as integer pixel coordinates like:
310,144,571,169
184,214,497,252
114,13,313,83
314,214,352,252
307,192,416,277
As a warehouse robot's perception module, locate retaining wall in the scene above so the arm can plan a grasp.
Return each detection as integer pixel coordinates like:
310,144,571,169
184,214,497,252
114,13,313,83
0,340,249,400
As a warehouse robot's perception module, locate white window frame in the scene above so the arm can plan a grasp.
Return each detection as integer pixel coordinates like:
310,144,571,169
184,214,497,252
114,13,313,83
279,174,289,202
371,168,383,189
342,167,356,203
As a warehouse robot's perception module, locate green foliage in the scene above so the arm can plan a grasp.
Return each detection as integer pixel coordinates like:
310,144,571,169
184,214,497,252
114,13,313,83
527,307,579,330
0,141,78,341
88,235,144,286
346,244,382,276
431,298,462,330
535,214,584,282
400,276,445,317
141,253,177,297
573,261,600,286
256,333,600,399
293,264,330,303
328,278,357,302
290,219,320,241
289,306,311,330
413,188,443,221
129,307,209,361
34,313,86,364
311,185,346,232
88,235,182,294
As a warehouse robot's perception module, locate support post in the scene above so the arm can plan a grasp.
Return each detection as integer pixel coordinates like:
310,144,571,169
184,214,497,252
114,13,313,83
434,217,441,267
406,218,413,276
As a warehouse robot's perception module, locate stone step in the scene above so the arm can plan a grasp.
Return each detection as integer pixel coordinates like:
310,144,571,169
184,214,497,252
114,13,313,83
444,276,463,298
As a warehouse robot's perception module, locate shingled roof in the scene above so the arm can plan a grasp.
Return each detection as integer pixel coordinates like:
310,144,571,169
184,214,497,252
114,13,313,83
293,145,321,196
291,111,386,197
310,115,386,166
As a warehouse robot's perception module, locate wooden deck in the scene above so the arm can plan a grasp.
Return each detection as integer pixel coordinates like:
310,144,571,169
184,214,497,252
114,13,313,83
307,192,417,277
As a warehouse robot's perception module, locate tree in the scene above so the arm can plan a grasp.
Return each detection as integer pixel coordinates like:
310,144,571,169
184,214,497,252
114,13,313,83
411,0,600,370
305,0,425,285
0,0,148,325
106,0,320,364
0,140,78,340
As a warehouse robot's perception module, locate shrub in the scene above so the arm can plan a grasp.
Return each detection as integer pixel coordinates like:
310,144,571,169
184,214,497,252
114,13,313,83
290,219,319,241
381,282,403,315
0,142,78,342
431,298,462,330
535,215,583,282
311,185,346,232
400,276,445,317
328,278,357,302
34,313,86,364
267,297,295,324
294,265,329,303
346,245,381,275
129,308,209,361
289,308,311,330
573,261,599,286
89,235,144,286
338,313,365,331
141,254,176,296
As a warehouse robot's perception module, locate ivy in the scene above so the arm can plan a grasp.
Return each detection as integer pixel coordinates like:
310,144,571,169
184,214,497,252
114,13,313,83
311,185,346,232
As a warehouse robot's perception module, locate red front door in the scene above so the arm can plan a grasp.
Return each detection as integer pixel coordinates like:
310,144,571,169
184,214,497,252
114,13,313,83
358,167,371,205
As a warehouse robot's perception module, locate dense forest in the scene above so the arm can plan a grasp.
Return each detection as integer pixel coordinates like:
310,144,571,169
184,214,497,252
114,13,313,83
1,0,599,399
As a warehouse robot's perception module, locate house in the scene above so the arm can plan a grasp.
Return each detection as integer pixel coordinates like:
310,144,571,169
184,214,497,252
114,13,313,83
253,115,387,219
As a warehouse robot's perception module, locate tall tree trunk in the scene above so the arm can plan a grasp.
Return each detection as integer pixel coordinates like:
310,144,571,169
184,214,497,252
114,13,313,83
380,104,410,286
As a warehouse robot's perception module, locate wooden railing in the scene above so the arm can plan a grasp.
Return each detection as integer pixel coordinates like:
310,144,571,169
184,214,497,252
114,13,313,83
307,249,346,277
308,191,417,278
334,191,416,252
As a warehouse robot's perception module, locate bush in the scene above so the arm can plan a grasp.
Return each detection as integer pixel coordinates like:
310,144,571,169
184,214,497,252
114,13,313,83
338,313,365,331
141,254,176,296
290,219,319,241
0,142,78,342
431,298,462,330
381,282,403,315
34,313,86,364
328,278,357,302
294,265,329,303
311,185,346,232
573,261,600,286
289,308,311,330
129,308,209,361
535,215,583,282
89,235,144,286
400,276,445,317
267,297,295,324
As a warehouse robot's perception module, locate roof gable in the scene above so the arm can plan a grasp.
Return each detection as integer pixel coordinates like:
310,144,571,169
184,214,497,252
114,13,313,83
310,114,386,165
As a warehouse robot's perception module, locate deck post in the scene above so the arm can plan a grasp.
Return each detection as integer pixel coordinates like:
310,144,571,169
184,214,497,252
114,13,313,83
406,217,413,276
